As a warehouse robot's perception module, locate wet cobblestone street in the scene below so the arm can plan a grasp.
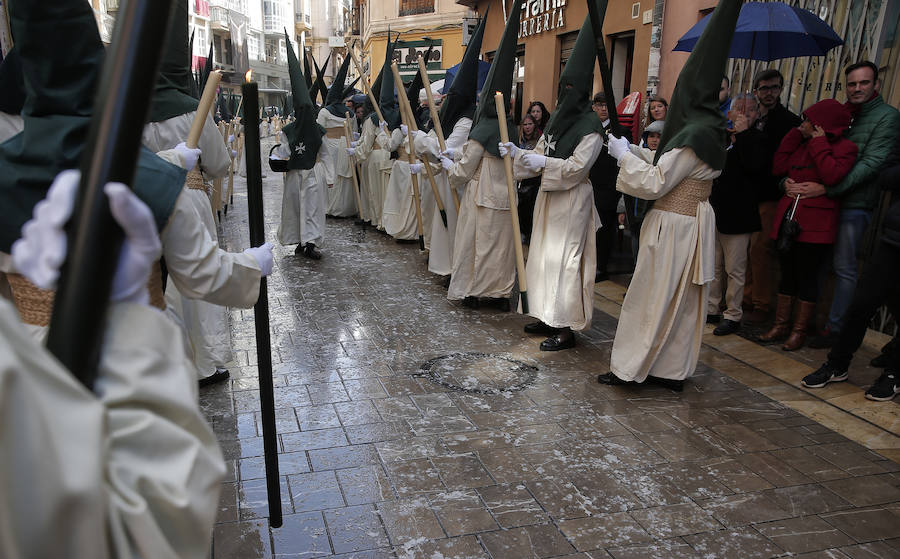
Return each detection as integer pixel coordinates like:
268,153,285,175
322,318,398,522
205,165,900,558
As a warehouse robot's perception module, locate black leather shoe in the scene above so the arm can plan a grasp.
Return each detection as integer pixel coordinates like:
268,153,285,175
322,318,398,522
524,321,559,335
540,330,575,351
487,297,510,312
706,314,722,324
713,319,740,336
597,372,634,385
462,296,480,309
647,375,684,392
304,243,322,260
294,244,304,255
199,369,230,388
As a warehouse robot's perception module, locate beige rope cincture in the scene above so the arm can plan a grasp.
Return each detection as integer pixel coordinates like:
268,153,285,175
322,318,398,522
653,178,713,217
396,145,409,160
324,127,345,139
8,260,167,326
185,168,209,194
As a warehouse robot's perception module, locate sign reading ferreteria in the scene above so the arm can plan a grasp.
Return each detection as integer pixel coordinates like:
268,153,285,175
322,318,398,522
519,0,566,39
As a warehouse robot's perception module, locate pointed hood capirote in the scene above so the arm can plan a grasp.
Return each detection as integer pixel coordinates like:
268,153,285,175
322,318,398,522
324,53,353,117
0,0,186,253
148,0,200,122
367,33,396,126
542,14,603,159
311,55,329,105
439,8,487,133
282,30,324,170
468,0,522,158
404,45,434,127
653,0,740,170
378,38,402,130
304,49,313,92
0,48,26,115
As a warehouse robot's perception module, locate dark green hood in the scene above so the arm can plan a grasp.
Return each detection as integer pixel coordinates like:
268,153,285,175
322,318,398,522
543,14,603,159
468,0,522,158
304,49,313,92
378,38,402,130
325,52,353,118
404,45,433,127
439,9,487,133
653,0,740,170
0,48,25,115
0,0,186,253
311,55,329,106
282,30,324,171
367,34,396,126
148,0,199,122
198,42,214,99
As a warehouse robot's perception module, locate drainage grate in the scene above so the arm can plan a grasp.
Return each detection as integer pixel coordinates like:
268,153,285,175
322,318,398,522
416,352,538,395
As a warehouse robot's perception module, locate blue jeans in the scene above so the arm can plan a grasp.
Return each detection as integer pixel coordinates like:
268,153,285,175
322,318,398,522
826,209,872,333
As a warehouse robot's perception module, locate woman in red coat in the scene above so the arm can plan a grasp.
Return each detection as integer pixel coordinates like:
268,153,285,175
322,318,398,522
760,98,858,350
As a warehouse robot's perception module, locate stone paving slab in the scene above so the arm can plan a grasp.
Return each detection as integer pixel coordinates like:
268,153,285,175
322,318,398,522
204,170,900,558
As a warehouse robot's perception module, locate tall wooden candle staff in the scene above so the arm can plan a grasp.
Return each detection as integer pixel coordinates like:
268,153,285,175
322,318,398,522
417,55,460,212
344,114,364,222
240,70,283,528
347,47,385,123
494,91,529,314
388,63,426,249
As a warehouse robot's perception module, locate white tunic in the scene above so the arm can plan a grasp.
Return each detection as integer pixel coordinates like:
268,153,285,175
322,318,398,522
514,133,604,331
317,108,358,217
380,128,434,242
416,117,472,276
355,118,388,227
0,112,24,143
447,140,517,300
0,299,224,559
274,131,333,247
610,147,720,382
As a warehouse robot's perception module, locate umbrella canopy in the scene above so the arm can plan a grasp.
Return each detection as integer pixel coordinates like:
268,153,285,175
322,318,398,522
441,60,490,94
674,1,843,61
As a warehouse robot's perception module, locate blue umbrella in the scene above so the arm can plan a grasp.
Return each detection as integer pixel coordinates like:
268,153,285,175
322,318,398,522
674,1,843,61
441,60,491,94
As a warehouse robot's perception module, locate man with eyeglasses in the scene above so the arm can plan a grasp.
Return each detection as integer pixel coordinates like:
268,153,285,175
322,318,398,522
742,69,800,325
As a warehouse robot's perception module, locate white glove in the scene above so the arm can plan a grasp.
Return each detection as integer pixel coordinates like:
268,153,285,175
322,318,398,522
522,153,547,171
174,141,201,171
352,131,360,141
409,162,423,174
350,140,359,148
400,124,409,136
228,134,235,143
231,150,238,158
378,121,387,133
441,147,455,160
607,135,630,162
12,170,162,305
412,130,428,144
439,156,454,172
346,147,356,157
244,242,274,277
498,142,518,158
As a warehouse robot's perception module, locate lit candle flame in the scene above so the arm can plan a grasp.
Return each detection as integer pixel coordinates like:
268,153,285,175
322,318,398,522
245,70,253,83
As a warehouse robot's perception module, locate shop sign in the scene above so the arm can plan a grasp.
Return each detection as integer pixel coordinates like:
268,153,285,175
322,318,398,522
519,0,566,39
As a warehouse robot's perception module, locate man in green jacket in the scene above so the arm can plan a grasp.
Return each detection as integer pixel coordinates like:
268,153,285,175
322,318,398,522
800,61,900,348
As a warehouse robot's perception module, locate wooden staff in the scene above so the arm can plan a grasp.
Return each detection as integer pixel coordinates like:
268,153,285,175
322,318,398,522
391,63,448,230
344,115,365,224
388,63,426,249
347,46,385,123
417,55,460,212
187,70,222,149
226,129,238,209
494,91,528,314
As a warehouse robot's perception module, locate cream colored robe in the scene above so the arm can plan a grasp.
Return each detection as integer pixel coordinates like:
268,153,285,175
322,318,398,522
416,117,472,276
610,147,719,382
514,133,604,331
0,299,224,559
317,108,358,217
447,140,517,300
355,118,389,228
379,128,434,242
274,132,333,247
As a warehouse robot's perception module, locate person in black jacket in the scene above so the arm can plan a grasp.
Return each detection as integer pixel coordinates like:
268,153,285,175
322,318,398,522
707,94,769,335
744,69,802,324
801,136,900,400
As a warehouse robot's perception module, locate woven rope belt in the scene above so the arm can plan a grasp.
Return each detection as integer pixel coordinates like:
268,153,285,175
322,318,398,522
8,261,167,326
325,127,344,139
396,146,409,160
653,178,712,217
185,168,208,194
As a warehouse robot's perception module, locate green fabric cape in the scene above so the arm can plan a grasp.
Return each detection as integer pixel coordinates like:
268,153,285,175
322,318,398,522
468,0,523,158
148,0,199,122
653,0,740,170
0,0,186,252
439,9,487,133
282,30,324,171
542,15,603,159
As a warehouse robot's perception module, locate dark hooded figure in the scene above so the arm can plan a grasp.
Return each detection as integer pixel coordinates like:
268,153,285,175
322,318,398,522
506,13,604,352
273,30,332,260
441,0,523,311
599,0,742,391
317,53,358,217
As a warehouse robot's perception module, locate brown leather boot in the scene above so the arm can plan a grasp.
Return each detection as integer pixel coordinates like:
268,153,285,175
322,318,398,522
759,294,793,342
783,300,816,351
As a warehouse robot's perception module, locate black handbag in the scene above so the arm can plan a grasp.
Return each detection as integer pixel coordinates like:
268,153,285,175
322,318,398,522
776,195,802,253
268,144,289,173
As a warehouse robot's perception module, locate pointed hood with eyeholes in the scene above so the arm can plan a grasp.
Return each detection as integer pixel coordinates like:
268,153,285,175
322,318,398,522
0,48,25,116
404,45,433,127
311,55,329,105
367,33,396,126
542,14,603,159
304,49,313,92
282,30,324,170
653,0,740,170
148,0,200,122
0,0,186,253
324,53,353,117
468,0,522,158
378,38,402,130
439,8,487,134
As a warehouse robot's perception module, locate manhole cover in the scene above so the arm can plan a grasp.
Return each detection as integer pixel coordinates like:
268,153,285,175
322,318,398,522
417,352,538,394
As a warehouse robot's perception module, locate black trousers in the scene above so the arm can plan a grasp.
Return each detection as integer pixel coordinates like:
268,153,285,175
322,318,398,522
828,241,900,371
778,241,831,302
596,210,618,274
